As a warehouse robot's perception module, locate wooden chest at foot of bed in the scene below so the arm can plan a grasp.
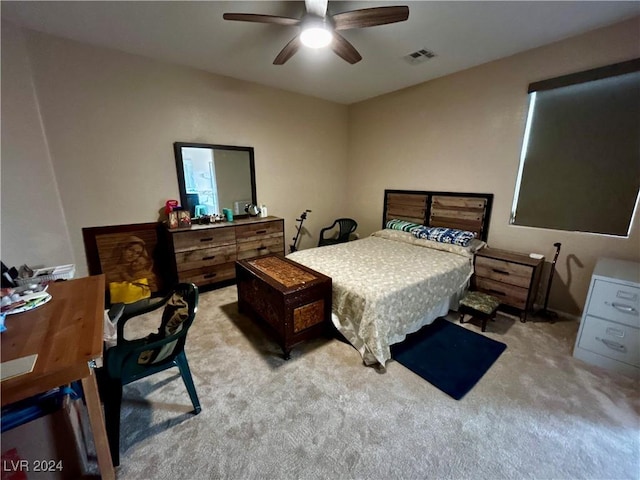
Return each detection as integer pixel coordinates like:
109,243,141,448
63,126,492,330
235,254,332,359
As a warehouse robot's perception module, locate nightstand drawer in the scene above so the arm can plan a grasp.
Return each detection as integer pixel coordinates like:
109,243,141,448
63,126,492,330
474,248,543,321
586,280,640,328
577,315,640,367
475,256,533,288
475,277,527,310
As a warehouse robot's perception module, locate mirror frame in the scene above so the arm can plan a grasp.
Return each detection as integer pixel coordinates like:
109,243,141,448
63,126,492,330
173,142,257,219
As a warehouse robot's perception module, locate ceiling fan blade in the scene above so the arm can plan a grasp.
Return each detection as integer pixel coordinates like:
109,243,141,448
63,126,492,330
332,6,409,31
305,0,328,18
223,13,300,26
331,32,362,64
273,36,302,65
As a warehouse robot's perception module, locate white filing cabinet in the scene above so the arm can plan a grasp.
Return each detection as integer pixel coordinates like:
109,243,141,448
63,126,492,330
573,257,640,378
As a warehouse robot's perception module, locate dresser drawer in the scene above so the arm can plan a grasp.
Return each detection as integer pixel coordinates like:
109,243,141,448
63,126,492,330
577,315,640,367
236,220,283,241
475,256,533,288
175,244,237,272
475,277,528,310
172,227,236,252
178,262,236,286
237,236,285,260
586,279,640,328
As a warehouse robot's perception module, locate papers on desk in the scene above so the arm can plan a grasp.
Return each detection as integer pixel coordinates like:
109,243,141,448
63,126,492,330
1,354,38,381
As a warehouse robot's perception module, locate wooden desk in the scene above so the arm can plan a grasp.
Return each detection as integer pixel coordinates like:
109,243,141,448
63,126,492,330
1,275,115,480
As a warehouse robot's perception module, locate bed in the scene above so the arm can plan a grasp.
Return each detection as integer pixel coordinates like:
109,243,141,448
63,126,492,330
287,190,493,367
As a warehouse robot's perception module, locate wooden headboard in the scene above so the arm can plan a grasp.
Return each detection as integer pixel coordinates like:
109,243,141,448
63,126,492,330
382,190,494,242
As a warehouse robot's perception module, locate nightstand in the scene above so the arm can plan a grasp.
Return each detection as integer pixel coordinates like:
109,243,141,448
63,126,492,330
473,248,544,322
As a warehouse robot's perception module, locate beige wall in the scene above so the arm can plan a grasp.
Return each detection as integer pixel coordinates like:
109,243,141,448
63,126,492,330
1,21,349,276
1,22,73,268
347,17,640,315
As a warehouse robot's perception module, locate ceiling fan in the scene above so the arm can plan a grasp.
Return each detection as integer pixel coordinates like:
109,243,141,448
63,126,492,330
223,0,409,65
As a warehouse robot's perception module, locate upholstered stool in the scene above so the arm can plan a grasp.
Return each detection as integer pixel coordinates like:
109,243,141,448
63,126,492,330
459,291,500,332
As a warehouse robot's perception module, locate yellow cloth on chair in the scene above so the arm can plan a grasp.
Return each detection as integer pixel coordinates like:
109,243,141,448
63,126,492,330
109,278,151,304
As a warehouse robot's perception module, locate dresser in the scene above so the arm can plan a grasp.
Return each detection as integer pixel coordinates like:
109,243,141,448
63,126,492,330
573,258,639,378
166,216,284,288
473,248,544,321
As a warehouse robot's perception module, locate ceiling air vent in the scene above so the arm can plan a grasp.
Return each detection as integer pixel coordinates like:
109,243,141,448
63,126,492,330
404,48,437,65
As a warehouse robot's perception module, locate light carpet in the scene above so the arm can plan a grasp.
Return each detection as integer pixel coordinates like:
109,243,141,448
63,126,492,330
85,285,638,479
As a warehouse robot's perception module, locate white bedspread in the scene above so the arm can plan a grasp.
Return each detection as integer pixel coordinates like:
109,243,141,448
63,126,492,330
287,230,474,366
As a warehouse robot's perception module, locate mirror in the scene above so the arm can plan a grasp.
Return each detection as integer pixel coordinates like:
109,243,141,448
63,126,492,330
174,142,256,218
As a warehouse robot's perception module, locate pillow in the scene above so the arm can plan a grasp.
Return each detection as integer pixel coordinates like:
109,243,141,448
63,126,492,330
385,219,423,233
413,226,476,247
412,225,432,238
372,229,483,258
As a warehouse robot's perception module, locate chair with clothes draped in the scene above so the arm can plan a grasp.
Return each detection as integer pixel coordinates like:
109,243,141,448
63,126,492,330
98,282,201,466
317,218,358,247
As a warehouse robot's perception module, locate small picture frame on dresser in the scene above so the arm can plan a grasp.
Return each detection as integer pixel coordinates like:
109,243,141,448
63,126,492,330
177,210,191,228
167,211,179,229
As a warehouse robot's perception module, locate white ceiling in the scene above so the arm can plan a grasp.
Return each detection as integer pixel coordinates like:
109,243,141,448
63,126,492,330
2,1,639,104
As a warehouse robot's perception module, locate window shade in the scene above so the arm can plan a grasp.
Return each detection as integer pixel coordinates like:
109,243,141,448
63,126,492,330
512,65,640,236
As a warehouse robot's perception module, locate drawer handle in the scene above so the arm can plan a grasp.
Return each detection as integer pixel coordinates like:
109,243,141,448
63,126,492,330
486,289,506,297
202,255,216,261
200,237,214,242
610,302,638,315
492,268,509,275
255,229,267,234
203,273,218,279
596,337,627,353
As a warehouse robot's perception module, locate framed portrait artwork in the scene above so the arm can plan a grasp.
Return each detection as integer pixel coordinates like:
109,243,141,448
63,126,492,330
82,222,170,298
168,211,179,229
177,210,192,228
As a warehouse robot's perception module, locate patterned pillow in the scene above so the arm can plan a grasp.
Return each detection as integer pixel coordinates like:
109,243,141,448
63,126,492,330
413,226,476,247
385,219,423,233
412,225,433,238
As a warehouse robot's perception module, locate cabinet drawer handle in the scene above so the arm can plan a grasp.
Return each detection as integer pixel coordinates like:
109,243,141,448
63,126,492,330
492,268,509,275
257,246,268,252
202,255,216,261
203,273,218,279
200,237,214,242
255,229,267,234
597,337,627,353
610,302,638,315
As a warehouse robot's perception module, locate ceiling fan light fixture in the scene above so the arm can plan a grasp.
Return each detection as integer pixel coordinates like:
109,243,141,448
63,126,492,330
300,27,332,48
224,2,410,64
300,17,333,48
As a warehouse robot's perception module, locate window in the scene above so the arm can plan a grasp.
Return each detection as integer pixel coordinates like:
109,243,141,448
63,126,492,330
511,59,640,236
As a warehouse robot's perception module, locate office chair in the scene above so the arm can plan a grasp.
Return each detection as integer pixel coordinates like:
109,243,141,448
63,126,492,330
318,218,358,247
98,283,201,466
